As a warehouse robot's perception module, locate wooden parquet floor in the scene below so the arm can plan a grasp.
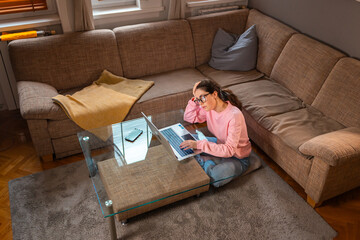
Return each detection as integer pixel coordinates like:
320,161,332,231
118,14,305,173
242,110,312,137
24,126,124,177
0,110,359,239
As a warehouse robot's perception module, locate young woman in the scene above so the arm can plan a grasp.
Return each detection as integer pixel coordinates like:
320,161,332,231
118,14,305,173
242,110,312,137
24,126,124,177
179,79,251,187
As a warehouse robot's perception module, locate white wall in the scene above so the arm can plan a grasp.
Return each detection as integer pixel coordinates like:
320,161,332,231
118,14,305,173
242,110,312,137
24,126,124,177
248,0,360,59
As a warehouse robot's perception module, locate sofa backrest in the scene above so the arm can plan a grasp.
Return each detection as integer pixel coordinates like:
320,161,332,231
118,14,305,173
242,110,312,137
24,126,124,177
312,57,360,128
246,9,297,77
114,20,195,79
187,9,248,67
270,34,345,105
8,29,122,91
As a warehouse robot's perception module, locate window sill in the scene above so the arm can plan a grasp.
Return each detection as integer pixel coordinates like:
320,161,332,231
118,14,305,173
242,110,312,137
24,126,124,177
93,5,164,20
0,14,60,32
187,0,245,8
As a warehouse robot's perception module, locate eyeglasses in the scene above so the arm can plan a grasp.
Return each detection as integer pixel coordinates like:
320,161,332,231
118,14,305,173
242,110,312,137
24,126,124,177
193,93,210,104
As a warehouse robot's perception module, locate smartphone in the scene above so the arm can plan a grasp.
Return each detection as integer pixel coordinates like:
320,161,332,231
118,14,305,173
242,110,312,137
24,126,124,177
125,128,143,142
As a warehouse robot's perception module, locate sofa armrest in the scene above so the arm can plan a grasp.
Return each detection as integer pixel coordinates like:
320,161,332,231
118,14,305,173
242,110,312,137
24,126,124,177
17,81,64,120
299,127,360,166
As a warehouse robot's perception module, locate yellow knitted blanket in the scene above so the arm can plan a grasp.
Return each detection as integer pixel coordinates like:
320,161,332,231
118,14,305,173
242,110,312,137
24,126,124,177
52,70,154,131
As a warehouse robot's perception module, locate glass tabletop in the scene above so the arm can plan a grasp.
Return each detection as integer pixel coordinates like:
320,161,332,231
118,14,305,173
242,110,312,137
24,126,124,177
77,109,236,220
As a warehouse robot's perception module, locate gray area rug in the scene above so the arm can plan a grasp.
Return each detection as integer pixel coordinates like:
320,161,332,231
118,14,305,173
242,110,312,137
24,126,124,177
9,159,337,240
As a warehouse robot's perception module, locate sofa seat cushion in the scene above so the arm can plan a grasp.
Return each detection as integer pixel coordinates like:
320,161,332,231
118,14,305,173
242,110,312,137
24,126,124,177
197,64,263,87
138,68,206,103
17,81,67,120
228,79,305,122
242,109,312,188
48,119,82,139
46,68,204,125
126,91,193,121
260,106,345,151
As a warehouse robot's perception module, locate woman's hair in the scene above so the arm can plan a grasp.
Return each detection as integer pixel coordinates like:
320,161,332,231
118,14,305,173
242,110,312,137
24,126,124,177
196,79,243,110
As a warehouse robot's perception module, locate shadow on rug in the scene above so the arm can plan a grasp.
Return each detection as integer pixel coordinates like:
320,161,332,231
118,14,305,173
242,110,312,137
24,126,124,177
9,157,336,240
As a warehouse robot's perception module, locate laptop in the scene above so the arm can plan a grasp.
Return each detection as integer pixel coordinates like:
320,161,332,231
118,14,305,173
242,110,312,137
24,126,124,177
141,112,197,161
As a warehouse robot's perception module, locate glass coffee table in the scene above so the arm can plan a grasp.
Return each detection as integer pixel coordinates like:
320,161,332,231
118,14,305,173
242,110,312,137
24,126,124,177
77,109,211,240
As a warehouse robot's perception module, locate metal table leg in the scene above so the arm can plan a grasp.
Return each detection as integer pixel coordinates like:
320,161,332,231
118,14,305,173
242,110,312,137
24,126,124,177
105,200,117,240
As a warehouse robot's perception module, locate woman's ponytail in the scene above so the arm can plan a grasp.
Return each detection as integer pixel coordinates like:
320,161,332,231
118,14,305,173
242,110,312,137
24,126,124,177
219,88,242,110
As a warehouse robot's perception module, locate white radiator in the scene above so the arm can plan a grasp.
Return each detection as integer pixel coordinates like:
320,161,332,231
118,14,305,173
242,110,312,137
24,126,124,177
0,41,18,110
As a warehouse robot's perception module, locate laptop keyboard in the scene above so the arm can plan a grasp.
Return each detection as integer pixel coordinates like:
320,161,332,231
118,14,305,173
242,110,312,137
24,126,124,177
160,128,194,157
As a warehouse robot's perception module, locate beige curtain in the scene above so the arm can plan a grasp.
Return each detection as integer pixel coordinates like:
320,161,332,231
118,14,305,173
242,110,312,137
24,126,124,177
74,0,95,31
168,0,186,20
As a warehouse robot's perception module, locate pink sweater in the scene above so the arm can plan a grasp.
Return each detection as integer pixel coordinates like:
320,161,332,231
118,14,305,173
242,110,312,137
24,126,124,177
184,100,251,159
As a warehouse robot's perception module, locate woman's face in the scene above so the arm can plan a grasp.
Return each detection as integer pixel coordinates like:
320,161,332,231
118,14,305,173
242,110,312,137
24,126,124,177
194,88,217,111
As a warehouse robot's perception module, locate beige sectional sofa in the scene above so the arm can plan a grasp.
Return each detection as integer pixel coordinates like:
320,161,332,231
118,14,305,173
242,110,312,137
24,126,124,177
9,9,360,207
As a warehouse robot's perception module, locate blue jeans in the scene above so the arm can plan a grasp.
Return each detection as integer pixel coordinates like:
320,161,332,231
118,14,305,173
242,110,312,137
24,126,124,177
194,136,249,187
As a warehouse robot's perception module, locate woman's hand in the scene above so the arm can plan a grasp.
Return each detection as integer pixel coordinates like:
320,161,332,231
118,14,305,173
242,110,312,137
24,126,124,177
193,81,201,95
180,140,197,150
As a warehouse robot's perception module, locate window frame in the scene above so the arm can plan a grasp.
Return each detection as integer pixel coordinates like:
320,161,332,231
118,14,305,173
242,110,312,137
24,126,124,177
91,0,138,9
187,0,247,8
0,0,57,21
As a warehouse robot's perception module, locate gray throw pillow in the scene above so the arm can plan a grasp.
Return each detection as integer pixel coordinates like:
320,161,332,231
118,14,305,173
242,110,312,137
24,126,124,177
209,25,258,71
